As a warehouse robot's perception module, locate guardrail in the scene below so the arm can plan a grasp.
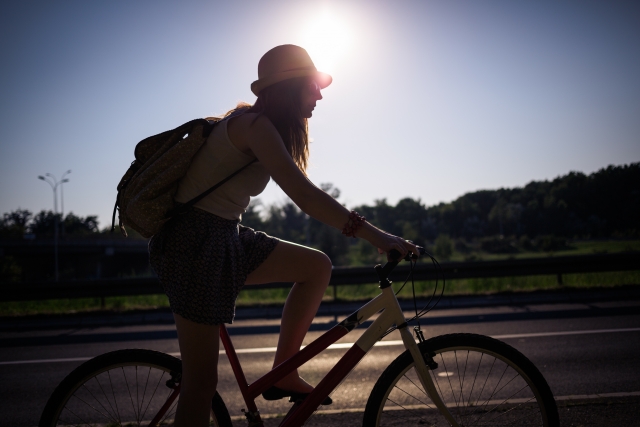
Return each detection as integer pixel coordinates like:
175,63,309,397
2,252,638,303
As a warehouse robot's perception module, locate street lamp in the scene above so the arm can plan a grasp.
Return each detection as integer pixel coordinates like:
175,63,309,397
38,172,70,282
38,175,58,214
60,170,71,220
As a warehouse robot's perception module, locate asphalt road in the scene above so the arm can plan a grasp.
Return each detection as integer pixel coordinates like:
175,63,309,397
1,300,639,427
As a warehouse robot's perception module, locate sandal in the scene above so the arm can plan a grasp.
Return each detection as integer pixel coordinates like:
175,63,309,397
262,386,333,405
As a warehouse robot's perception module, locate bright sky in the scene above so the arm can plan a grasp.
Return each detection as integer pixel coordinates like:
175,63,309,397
1,0,639,229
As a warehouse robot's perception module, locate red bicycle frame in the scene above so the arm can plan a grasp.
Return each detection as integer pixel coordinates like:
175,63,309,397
145,255,457,427
220,320,366,426
215,261,458,427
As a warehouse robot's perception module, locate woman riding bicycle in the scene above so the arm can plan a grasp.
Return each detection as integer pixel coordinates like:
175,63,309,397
148,44,419,427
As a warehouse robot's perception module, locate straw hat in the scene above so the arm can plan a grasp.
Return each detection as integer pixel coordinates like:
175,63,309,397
251,45,332,96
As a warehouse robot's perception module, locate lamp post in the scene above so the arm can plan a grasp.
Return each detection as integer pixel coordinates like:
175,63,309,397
52,170,71,236
59,170,71,221
38,172,70,282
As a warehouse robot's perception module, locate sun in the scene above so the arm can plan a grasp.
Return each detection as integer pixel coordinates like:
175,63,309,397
300,11,353,74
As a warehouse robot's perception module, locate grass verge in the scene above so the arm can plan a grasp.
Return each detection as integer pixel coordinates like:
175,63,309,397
1,270,638,317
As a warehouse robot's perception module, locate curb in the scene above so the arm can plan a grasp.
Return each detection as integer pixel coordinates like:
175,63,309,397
1,285,639,332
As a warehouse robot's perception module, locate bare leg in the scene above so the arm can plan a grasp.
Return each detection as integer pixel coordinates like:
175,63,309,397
173,313,220,427
245,240,331,392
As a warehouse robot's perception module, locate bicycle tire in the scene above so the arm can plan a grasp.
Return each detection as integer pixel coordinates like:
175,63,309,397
39,348,232,427
363,333,559,427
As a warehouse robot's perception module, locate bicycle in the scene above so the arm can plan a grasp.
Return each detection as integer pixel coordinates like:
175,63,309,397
39,248,559,426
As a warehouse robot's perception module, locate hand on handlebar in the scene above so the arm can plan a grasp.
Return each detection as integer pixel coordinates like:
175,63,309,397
375,236,422,262
387,246,424,262
363,222,420,261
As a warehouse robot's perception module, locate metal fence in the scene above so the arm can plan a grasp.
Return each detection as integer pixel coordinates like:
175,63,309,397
2,252,638,303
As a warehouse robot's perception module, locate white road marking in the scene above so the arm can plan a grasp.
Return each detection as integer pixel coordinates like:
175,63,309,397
0,356,93,365
1,327,639,366
491,327,640,340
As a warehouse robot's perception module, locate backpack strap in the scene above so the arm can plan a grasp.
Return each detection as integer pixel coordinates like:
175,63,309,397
167,157,258,218
167,109,256,218
112,110,256,234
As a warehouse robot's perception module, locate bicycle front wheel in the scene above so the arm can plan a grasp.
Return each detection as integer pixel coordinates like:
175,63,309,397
39,349,232,427
363,333,558,426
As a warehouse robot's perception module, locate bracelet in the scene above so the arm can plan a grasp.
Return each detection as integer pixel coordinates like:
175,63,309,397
341,210,366,238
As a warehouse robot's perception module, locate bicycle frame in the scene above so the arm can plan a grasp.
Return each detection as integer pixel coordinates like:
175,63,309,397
219,261,459,427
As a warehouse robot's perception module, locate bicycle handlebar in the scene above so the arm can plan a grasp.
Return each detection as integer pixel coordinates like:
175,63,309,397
376,246,425,285
388,246,425,262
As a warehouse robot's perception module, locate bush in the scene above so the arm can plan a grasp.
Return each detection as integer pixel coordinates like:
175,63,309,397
434,234,453,260
480,236,519,254
535,235,572,252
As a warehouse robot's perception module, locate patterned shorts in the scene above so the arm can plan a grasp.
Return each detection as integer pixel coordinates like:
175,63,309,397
148,207,279,325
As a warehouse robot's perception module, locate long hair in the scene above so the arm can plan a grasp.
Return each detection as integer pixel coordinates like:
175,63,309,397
209,77,310,174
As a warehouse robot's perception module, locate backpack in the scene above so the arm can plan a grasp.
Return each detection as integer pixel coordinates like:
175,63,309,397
111,116,256,238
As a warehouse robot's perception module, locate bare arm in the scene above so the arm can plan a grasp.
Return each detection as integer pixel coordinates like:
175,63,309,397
231,114,418,257
242,115,348,226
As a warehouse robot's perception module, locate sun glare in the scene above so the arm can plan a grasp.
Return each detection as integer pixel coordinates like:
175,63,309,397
300,11,353,74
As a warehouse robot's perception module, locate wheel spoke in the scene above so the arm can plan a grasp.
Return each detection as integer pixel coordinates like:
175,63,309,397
160,398,180,425
483,396,539,425
403,372,429,399
141,370,169,422
438,351,460,409
466,352,484,409
384,397,433,422
474,356,497,408
92,374,119,422
122,366,140,424
472,368,522,422
473,383,535,425
40,350,233,427
392,381,431,407
66,396,117,425
138,366,153,422
365,334,557,427
456,350,472,425
107,370,122,425
429,366,448,410
136,365,141,421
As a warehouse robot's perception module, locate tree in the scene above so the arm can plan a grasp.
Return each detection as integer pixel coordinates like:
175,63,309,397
63,213,99,236
0,209,32,239
241,199,265,230
22,211,100,238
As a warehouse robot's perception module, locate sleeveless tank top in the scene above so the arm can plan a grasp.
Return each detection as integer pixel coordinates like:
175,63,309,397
174,119,270,220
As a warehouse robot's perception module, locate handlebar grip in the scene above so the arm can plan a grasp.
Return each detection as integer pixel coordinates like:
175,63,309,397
388,246,425,262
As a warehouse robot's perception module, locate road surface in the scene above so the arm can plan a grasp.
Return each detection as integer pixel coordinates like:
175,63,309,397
1,300,639,426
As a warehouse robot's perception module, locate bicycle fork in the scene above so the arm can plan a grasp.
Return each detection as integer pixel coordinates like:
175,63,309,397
379,286,461,427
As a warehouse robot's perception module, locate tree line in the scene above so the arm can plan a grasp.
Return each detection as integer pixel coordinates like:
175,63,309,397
237,162,640,263
1,162,638,266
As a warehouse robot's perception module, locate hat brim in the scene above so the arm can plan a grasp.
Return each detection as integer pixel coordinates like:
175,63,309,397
251,70,332,96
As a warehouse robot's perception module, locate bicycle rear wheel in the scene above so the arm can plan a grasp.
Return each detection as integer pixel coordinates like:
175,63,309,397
363,333,558,426
39,349,232,427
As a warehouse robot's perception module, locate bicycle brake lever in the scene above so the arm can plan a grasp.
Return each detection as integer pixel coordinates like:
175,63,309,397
409,246,425,260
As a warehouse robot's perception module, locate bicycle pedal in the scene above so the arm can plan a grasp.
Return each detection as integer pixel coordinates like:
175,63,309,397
165,371,181,389
241,409,263,426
